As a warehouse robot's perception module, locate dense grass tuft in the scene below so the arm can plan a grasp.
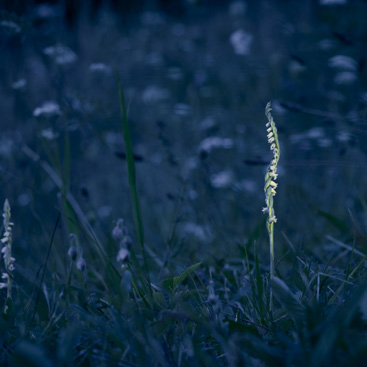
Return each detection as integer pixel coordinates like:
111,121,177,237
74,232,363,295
1,96,367,367
1,3,367,366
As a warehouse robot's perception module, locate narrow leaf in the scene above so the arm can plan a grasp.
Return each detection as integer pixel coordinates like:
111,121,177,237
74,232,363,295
271,277,305,328
162,262,201,290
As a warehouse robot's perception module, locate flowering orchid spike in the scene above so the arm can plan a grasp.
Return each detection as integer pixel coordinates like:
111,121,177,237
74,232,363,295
1,199,15,313
263,102,280,312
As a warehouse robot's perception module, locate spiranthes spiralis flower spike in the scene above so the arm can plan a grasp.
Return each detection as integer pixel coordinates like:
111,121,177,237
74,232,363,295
263,102,280,312
1,199,15,314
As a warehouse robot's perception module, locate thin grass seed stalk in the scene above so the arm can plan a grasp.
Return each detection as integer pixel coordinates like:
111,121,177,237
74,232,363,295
262,102,280,310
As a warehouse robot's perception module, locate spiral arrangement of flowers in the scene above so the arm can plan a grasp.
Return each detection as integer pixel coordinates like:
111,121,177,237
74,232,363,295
1,199,15,314
262,102,280,310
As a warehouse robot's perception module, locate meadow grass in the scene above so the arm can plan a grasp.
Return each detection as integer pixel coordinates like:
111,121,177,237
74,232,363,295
1,6,367,365
0,93,366,367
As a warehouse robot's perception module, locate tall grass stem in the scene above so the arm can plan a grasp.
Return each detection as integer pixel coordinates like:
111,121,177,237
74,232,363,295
116,73,153,302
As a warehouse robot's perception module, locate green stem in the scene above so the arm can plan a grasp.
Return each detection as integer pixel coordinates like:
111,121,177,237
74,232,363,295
7,278,12,300
269,223,274,311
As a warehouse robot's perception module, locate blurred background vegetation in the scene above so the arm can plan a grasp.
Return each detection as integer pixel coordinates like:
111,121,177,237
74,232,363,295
1,0,366,270
1,0,367,366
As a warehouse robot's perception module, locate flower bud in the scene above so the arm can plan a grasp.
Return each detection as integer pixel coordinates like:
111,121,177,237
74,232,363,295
112,226,123,241
117,248,130,264
68,246,77,261
121,235,133,249
76,257,86,272
207,293,218,304
112,218,126,241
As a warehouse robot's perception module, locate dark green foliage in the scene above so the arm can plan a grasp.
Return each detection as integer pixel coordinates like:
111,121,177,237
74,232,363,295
10,341,51,367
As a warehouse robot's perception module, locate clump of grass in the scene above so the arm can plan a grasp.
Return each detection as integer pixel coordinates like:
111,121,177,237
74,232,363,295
262,102,280,310
0,199,15,314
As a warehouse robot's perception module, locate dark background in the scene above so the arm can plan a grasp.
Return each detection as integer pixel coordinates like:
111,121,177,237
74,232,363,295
0,0,367,271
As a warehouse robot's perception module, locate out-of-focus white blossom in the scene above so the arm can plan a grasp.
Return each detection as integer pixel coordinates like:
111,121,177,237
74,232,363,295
43,44,77,65
11,79,27,90
142,86,170,103
230,29,253,55
181,222,212,243
33,101,61,118
328,55,358,71
174,103,192,116
334,71,357,85
40,128,59,140
0,20,21,35
210,170,234,188
198,137,233,154
89,63,112,74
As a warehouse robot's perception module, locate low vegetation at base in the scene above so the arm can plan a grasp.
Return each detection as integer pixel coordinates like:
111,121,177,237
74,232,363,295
1,98,366,367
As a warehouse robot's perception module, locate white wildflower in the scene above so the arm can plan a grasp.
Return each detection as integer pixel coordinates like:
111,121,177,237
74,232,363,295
0,20,21,35
1,199,15,312
89,63,111,74
328,55,357,71
334,71,357,85
230,29,253,55
11,79,27,90
181,223,211,243
210,170,234,189
33,101,61,118
268,216,277,224
198,137,234,154
43,43,77,65
174,103,192,116
40,128,59,140
142,86,170,103
263,102,280,310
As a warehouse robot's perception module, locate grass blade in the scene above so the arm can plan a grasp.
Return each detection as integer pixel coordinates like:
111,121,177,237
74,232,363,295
116,73,153,302
116,75,145,255
254,247,265,319
162,262,201,290
271,276,305,329
311,281,367,367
